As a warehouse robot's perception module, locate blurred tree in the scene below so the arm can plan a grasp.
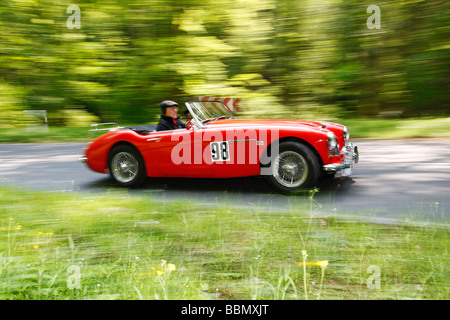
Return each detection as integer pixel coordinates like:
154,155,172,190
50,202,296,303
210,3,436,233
0,0,448,126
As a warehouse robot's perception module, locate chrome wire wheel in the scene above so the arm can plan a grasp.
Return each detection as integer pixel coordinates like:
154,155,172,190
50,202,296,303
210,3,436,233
110,151,139,184
272,150,309,188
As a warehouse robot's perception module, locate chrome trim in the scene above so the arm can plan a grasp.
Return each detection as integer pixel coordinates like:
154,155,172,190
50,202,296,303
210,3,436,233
228,139,256,143
185,102,205,129
78,156,88,163
89,123,123,132
323,162,351,171
343,126,350,141
147,137,162,142
323,142,359,176
227,139,264,146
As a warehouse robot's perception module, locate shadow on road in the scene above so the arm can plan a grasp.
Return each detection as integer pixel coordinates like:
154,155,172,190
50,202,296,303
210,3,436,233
83,174,356,197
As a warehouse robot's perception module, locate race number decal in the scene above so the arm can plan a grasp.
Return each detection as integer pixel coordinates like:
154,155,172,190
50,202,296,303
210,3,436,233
210,141,230,162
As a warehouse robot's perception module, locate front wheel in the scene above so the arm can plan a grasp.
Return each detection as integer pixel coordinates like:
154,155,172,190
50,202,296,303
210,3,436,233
108,144,147,187
264,141,320,194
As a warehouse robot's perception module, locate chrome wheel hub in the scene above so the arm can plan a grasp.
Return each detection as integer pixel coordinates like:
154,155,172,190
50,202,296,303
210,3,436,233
273,151,308,188
111,152,139,183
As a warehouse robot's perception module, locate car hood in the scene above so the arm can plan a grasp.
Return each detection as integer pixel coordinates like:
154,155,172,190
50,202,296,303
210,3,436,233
205,118,346,147
205,118,342,132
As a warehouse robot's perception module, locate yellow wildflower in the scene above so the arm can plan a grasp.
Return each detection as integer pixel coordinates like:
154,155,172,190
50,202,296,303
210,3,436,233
24,232,55,236
297,260,329,269
167,264,176,271
156,270,164,276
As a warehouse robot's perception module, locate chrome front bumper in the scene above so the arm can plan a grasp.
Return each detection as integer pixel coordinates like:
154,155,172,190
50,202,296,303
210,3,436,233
323,142,359,177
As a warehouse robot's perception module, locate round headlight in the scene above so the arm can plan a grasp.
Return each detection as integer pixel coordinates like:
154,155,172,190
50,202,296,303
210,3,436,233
343,126,350,141
327,131,338,149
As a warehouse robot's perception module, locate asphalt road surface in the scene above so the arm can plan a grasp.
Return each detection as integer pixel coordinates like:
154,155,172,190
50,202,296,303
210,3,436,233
1,140,449,224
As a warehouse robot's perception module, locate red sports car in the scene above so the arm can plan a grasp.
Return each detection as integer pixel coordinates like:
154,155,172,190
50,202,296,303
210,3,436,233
79,101,358,193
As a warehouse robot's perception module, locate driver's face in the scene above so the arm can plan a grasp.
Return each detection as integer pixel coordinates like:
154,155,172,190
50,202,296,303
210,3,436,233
165,106,178,119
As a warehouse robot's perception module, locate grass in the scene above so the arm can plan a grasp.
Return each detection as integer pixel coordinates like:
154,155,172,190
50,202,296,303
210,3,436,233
1,117,450,143
0,185,448,300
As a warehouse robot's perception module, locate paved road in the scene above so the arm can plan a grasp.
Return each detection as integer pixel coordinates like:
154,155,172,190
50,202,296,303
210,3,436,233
0,140,449,224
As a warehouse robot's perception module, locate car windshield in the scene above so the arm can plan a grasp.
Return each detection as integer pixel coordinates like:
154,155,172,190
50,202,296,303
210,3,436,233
186,101,233,125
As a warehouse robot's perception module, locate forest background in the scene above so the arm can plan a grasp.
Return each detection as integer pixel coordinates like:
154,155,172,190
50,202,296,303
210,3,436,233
0,0,448,127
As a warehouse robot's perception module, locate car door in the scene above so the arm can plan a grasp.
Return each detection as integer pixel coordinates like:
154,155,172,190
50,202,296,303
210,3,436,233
199,127,262,178
148,129,214,177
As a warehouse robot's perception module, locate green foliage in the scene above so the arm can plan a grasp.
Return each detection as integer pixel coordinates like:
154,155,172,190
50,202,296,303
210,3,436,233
0,0,448,126
0,80,26,128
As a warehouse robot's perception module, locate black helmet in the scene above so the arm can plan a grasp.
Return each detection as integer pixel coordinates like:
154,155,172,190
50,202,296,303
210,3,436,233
160,100,179,114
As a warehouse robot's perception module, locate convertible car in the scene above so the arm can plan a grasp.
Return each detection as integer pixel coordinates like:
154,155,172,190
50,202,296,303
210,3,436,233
79,101,358,193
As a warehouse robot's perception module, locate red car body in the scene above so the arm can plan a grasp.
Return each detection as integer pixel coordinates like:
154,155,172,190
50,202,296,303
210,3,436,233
80,101,358,193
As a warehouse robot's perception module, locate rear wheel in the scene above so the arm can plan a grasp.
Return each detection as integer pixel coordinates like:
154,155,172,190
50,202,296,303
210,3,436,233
265,141,320,193
108,144,146,187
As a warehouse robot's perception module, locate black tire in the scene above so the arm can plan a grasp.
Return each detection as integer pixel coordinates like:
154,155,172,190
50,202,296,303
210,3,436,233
108,144,147,187
264,141,320,194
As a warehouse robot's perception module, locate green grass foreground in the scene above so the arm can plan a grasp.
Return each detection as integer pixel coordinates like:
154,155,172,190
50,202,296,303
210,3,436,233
0,186,448,300
1,117,450,143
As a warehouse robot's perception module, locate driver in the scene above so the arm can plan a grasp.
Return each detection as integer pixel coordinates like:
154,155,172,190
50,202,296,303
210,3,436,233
156,100,186,131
